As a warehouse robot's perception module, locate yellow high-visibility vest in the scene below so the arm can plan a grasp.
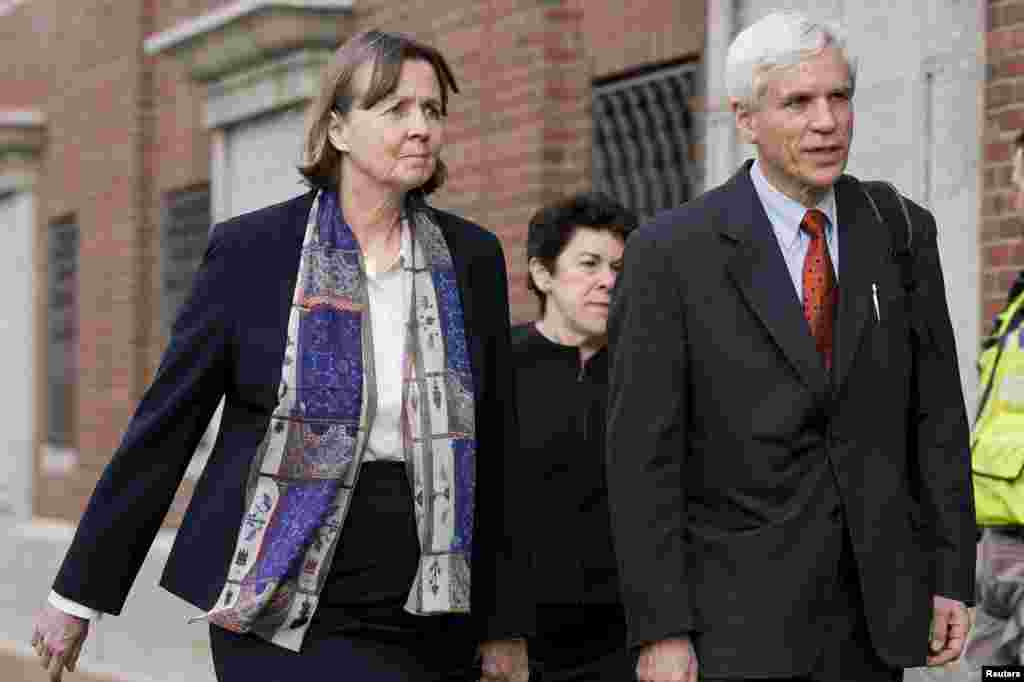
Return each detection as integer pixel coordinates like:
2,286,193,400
972,289,1024,526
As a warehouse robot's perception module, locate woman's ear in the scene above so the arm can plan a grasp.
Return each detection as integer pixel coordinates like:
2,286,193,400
327,111,349,153
528,257,552,294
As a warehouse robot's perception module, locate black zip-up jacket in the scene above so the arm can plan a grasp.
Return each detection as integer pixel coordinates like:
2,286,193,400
511,323,621,607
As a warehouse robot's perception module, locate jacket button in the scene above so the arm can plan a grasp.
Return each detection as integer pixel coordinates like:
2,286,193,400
830,505,843,522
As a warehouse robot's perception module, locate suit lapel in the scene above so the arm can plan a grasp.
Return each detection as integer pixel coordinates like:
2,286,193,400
831,175,887,393
722,164,829,396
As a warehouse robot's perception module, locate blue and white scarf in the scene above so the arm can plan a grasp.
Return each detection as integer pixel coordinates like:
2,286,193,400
198,189,477,651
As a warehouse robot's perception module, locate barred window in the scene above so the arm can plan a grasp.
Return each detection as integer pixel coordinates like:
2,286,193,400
162,185,211,335
162,185,220,477
47,216,77,449
593,64,698,219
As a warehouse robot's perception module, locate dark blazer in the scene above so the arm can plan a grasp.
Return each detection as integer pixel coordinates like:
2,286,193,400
53,190,531,643
606,161,975,676
510,323,620,608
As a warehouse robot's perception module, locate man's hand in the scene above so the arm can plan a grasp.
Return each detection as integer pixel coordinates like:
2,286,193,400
479,637,528,682
31,604,89,682
926,595,970,666
636,636,697,682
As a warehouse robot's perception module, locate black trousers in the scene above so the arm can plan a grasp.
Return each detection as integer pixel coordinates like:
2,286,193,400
211,462,480,681
703,530,902,682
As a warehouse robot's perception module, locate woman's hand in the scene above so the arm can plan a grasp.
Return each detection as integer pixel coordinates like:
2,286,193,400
31,604,89,682
479,637,529,682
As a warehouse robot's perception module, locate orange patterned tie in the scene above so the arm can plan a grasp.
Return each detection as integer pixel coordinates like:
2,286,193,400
800,209,836,370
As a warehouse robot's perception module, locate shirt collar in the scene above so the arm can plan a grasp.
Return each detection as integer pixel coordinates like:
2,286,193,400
750,159,837,250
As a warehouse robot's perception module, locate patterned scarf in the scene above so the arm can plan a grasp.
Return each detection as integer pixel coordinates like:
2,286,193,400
197,189,477,651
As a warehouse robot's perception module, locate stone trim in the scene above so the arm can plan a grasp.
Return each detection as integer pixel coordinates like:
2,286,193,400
144,0,352,82
0,109,45,159
0,110,45,194
0,110,45,126
145,0,352,55
205,47,330,128
0,171,37,195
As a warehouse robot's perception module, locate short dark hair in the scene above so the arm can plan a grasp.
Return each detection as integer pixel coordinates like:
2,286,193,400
299,30,459,196
526,192,638,313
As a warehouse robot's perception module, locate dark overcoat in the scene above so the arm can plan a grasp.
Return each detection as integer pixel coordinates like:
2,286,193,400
54,190,531,643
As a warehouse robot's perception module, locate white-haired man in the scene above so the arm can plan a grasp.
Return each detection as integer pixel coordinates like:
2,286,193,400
606,12,975,682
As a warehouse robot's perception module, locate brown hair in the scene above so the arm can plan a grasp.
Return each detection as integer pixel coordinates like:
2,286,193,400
299,30,459,196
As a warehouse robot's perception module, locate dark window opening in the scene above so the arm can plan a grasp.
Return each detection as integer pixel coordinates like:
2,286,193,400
593,64,698,219
47,216,78,449
161,185,211,336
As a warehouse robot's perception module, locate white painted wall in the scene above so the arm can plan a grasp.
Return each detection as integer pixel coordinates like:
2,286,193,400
707,0,982,418
0,191,34,521
217,106,308,222
198,105,309,478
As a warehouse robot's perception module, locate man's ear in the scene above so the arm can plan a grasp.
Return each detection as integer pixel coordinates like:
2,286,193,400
327,111,349,153
732,98,758,146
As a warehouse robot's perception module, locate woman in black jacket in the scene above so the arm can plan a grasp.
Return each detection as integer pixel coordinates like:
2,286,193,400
512,193,637,681
31,30,529,682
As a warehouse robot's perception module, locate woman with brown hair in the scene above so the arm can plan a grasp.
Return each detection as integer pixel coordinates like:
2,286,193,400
31,30,530,681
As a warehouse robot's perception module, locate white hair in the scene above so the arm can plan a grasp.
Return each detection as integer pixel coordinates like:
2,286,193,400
726,12,858,109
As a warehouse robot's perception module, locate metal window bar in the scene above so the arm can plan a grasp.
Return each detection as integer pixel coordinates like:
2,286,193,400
161,185,219,479
593,64,697,219
161,186,211,336
47,217,78,448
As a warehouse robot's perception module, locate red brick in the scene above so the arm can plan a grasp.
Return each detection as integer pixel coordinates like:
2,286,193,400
2,0,626,521
999,108,1024,130
998,58,1024,79
1003,268,1022,291
989,141,1013,162
545,8,585,22
1001,216,1024,240
990,83,1014,108
991,28,1018,51
986,299,1006,323
1009,3,1024,26
988,243,1014,267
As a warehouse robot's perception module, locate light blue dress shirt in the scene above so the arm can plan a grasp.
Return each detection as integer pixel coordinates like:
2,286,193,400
749,160,839,303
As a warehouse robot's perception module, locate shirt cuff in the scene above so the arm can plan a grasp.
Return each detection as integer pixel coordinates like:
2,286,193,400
48,591,103,621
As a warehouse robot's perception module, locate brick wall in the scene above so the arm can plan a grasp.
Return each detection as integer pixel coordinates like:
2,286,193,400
356,0,701,319
583,0,704,79
984,1,1024,328
353,0,592,319
1,0,703,524
0,0,150,521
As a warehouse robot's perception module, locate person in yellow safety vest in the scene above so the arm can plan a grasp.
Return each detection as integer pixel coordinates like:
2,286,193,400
966,130,1024,667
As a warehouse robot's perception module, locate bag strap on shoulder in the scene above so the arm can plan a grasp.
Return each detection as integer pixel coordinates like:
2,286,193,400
859,179,916,294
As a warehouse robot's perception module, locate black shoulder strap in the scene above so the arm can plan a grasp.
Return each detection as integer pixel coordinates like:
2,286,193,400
859,180,917,294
